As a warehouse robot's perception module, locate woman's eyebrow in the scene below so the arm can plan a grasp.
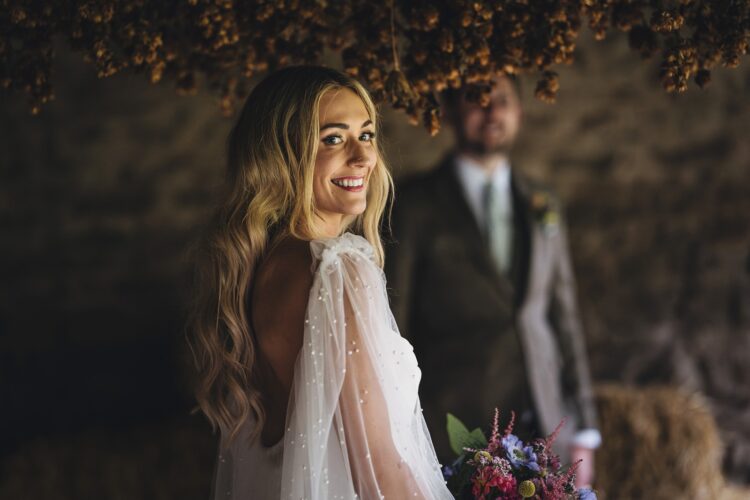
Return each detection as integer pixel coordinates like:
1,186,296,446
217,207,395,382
320,119,373,132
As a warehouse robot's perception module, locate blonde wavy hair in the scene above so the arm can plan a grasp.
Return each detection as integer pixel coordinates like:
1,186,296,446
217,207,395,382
187,66,393,449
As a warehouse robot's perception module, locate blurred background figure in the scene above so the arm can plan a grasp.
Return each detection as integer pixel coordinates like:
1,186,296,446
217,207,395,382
385,74,600,487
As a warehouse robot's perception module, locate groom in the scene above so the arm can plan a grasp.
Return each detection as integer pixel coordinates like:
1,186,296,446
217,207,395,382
385,75,601,486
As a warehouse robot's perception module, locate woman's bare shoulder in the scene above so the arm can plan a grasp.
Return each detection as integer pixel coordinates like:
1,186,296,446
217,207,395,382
255,236,314,291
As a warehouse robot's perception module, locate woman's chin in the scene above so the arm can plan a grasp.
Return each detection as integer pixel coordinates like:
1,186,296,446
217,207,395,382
337,199,367,217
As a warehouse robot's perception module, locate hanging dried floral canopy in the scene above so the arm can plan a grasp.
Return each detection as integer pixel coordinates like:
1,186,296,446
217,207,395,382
1,0,748,134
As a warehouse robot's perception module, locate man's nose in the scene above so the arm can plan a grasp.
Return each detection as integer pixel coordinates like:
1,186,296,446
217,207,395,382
485,101,504,116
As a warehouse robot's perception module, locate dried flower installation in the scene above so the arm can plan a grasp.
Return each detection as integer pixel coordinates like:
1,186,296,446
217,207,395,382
1,1,748,134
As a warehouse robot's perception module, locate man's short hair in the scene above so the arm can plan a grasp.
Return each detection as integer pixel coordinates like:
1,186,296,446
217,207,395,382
441,73,522,111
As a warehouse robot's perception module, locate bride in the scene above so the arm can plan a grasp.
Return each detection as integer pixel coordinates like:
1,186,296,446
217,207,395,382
188,66,453,499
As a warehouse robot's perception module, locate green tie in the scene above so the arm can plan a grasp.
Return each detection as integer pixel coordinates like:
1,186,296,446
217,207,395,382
483,180,513,274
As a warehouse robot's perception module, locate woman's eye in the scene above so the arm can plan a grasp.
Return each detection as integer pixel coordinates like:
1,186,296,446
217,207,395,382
322,131,375,145
322,135,343,145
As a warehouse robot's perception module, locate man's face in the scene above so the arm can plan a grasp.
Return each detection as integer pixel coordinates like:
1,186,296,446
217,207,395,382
451,77,522,156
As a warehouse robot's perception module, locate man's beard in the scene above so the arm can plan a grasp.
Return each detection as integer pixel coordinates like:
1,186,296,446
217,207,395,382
459,138,514,157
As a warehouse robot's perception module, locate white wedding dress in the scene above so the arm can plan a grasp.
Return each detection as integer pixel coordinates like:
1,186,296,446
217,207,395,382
211,232,453,500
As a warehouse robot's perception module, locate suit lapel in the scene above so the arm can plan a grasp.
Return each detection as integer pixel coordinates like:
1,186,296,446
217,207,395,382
510,171,533,308
432,155,485,246
433,156,516,301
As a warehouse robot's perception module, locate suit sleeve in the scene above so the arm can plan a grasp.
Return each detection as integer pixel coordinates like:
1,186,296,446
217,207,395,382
548,213,600,438
384,186,420,342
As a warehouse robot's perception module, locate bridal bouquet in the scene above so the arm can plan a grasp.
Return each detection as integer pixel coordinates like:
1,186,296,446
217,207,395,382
442,410,596,500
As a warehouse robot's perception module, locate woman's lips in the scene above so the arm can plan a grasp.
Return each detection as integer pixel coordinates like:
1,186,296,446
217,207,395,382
331,176,365,192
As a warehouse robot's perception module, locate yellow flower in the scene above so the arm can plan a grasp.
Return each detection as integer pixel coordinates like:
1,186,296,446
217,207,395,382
518,479,536,498
473,450,492,462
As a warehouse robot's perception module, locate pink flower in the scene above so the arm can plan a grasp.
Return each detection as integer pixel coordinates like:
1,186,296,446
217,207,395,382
471,465,519,499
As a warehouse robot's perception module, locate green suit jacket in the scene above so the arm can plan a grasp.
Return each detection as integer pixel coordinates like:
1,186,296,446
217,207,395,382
384,155,599,460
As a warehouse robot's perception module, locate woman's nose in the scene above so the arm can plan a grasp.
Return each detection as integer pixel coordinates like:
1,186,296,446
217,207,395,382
347,142,375,168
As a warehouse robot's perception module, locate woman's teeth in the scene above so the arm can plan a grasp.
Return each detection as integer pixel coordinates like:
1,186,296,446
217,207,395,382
332,178,364,188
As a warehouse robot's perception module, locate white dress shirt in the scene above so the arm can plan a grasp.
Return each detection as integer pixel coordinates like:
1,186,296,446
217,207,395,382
454,154,512,234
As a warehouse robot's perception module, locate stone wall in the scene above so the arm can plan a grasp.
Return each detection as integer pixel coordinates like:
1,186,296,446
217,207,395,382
1,31,748,483
513,33,750,482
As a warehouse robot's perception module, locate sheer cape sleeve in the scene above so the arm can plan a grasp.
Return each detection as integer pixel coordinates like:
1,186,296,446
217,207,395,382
279,233,452,500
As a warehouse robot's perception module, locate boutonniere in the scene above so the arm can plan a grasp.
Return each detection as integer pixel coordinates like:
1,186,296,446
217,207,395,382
530,191,560,236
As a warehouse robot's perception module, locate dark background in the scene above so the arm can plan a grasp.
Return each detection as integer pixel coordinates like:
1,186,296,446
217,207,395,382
1,30,749,497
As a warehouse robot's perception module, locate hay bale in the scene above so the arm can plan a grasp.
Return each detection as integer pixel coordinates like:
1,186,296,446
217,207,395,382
594,384,725,499
721,483,750,500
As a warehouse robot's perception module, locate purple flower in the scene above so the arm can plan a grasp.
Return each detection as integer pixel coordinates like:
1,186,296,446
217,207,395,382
442,455,465,479
442,464,456,478
501,434,540,472
577,487,597,500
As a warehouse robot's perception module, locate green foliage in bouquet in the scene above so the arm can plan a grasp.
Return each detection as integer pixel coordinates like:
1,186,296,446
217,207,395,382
447,413,488,455
446,413,491,497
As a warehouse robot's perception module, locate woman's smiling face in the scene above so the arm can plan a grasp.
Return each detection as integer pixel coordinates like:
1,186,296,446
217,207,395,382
312,87,377,237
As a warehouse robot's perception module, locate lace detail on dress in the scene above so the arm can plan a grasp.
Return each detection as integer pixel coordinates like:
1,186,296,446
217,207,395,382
278,231,451,500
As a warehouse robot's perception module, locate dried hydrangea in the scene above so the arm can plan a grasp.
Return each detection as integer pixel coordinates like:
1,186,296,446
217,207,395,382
1,0,747,132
